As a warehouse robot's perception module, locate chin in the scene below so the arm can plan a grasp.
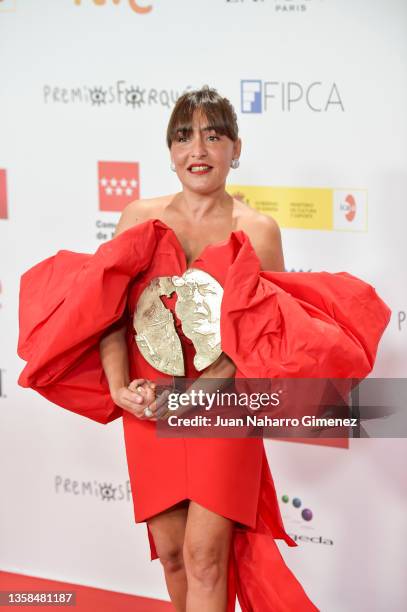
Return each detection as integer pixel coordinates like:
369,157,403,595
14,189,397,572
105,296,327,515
183,178,224,194
184,184,213,195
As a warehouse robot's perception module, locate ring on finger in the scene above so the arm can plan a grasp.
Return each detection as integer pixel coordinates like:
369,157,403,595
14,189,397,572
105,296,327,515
143,406,154,418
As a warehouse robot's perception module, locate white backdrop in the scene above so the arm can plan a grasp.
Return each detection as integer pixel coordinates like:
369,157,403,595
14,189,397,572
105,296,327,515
1,1,406,610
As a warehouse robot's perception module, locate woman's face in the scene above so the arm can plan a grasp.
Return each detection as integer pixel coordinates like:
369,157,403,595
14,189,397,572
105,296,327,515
170,110,241,194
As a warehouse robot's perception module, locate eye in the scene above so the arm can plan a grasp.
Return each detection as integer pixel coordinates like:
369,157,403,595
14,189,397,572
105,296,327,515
207,135,219,142
176,135,188,143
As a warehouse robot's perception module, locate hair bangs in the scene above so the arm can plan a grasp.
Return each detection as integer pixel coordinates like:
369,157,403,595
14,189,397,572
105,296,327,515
166,86,239,148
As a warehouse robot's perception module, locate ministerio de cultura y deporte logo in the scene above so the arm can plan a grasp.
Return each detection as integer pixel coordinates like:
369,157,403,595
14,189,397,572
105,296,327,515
73,0,152,14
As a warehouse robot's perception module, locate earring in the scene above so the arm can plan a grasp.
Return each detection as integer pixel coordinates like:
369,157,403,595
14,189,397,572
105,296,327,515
231,158,240,169
170,161,176,172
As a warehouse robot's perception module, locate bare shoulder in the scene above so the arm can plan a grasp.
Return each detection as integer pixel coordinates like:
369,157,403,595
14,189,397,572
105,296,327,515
233,200,285,271
113,195,170,238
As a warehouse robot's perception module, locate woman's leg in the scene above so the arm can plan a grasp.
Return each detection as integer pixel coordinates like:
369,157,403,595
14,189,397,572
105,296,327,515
183,501,234,612
147,500,189,612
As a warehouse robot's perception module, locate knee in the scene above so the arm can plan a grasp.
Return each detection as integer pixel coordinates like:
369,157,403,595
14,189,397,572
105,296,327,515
183,542,224,590
158,546,184,574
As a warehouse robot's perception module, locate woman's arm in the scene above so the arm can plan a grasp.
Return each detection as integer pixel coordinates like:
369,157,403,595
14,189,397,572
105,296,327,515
249,215,285,272
99,203,135,399
99,325,130,399
99,200,156,417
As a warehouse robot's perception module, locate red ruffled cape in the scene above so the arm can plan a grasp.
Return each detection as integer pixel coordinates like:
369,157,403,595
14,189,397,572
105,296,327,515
17,219,391,611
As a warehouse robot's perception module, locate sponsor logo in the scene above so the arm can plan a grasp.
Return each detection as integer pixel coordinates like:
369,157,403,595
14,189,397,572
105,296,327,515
98,161,139,212
333,189,367,231
227,0,323,13
95,219,117,241
241,79,344,113
43,82,191,107
281,492,334,545
288,533,334,545
344,194,356,222
73,0,152,14
0,169,8,219
231,191,250,206
55,475,132,501
227,185,367,232
241,80,262,113
282,493,313,521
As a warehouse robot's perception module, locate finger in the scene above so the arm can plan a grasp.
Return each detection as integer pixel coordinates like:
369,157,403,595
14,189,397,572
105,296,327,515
136,383,156,406
122,390,148,410
136,382,156,404
122,401,145,419
148,390,170,416
148,402,167,419
123,395,158,421
127,393,144,405
126,387,146,404
145,388,157,405
128,379,146,391
135,387,147,402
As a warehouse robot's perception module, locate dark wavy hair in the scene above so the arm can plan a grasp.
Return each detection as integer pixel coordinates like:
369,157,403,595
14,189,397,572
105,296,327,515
166,85,239,149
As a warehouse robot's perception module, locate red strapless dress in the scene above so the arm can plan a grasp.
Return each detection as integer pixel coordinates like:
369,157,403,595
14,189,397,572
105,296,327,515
17,219,391,611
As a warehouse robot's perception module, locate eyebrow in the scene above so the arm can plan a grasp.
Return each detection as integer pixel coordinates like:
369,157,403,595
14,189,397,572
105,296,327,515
176,125,219,133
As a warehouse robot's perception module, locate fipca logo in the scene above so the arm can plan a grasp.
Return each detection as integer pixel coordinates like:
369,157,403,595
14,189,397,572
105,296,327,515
73,0,152,14
0,169,8,219
241,80,262,114
241,79,344,113
98,161,139,212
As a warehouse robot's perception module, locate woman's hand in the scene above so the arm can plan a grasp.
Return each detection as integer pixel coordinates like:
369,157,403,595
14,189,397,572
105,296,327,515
112,378,155,419
112,378,170,421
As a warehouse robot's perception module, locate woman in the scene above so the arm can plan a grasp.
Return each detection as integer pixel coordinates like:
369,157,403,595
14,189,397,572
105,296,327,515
18,86,391,612
100,87,288,611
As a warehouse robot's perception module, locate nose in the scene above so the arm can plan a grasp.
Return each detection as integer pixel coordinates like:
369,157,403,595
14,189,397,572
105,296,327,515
191,133,208,159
